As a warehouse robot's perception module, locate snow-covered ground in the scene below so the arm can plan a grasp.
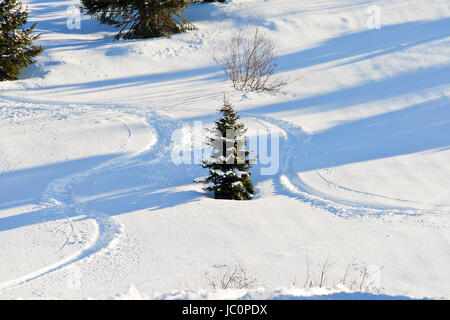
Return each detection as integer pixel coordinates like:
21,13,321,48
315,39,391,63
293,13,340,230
114,285,415,300
0,0,449,299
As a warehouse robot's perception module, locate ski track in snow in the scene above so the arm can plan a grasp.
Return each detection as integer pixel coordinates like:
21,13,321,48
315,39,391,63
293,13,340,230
0,110,158,292
243,113,449,225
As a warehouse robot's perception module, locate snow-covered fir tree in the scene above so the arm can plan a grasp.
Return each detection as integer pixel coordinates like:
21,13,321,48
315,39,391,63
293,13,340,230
0,0,44,81
201,97,255,200
80,0,195,40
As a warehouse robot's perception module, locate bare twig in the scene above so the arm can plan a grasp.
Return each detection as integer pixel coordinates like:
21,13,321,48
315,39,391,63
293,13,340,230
205,263,261,290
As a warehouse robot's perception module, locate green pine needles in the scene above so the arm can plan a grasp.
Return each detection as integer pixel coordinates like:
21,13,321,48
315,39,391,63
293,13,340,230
81,0,196,40
201,97,255,200
0,0,44,81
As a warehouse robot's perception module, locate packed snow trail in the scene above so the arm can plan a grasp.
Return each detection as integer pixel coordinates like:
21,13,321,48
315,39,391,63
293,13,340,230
0,112,155,292
244,114,449,225
0,107,208,295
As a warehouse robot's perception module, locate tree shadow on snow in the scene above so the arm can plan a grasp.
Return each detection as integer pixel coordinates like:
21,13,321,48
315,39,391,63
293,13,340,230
243,64,450,116
302,98,450,172
0,153,207,232
17,16,450,98
277,18,450,72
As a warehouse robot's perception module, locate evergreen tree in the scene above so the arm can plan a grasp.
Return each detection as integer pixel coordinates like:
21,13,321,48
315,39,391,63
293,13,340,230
0,0,44,81
201,97,255,200
80,0,195,40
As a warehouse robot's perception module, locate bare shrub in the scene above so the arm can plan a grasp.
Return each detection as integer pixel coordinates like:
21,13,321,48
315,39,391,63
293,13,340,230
299,255,384,293
317,254,335,288
340,261,384,294
214,24,288,94
205,263,261,290
204,257,383,294
302,253,335,288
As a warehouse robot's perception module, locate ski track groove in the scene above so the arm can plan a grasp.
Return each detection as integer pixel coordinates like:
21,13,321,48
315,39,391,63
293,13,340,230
0,110,161,293
242,113,448,225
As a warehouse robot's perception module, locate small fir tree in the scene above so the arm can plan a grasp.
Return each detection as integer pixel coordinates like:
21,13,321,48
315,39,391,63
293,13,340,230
202,97,255,200
0,0,44,81
80,0,195,40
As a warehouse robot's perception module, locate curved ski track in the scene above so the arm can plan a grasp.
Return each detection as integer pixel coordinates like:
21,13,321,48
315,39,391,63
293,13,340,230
0,110,167,292
243,113,449,223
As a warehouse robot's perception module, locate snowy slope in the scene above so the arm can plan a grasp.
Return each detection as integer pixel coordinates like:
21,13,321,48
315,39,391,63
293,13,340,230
0,0,449,299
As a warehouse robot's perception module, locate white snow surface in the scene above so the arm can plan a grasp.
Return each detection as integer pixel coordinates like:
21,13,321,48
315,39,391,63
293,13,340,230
0,0,449,299
113,285,415,300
